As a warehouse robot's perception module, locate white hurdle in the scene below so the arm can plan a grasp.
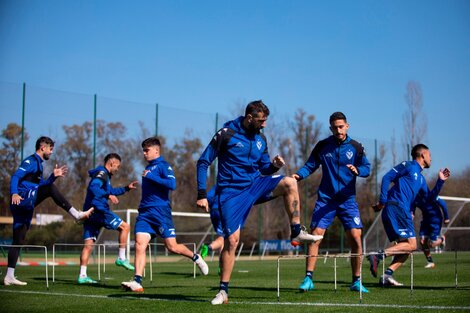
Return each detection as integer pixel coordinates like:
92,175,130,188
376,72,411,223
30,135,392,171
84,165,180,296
276,250,452,303
52,243,104,283
0,244,49,289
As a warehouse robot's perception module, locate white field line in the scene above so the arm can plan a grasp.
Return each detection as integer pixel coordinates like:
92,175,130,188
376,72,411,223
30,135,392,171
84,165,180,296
1,289,469,310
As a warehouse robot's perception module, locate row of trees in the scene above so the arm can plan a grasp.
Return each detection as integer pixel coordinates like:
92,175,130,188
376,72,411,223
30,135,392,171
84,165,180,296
1,81,469,249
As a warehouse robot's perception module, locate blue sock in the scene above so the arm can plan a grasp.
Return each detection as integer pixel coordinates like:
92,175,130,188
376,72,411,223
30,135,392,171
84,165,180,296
427,256,433,262
352,275,360,283
377,250,385,260
220,281,229,294
134,275,142,284
291,224,301,238
192,254,199,262
306,271,313,279
208,245,213,253
385,268,394,276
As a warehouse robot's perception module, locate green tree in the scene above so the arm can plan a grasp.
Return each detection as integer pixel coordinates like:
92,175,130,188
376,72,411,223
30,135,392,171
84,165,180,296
0,123,29,216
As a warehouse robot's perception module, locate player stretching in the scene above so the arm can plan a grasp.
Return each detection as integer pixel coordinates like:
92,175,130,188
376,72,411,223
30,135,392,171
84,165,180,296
122,137,208,292
78,153,138,284
369,144,450,286
294,112,371,293
413,195,449,268
5,136,93,286
196,100,321,305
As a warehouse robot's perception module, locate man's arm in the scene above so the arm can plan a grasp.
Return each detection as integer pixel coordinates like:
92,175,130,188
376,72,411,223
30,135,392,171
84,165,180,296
143,164,176,191
373,161,408,211
295,142,322,181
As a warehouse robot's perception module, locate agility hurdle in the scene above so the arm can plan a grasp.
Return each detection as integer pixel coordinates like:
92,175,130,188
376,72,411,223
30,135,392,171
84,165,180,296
0,244,49,289
275,250,467,303
52,243,104,283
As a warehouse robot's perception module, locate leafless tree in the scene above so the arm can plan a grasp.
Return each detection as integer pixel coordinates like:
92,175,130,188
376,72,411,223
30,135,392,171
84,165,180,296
403,81,427,157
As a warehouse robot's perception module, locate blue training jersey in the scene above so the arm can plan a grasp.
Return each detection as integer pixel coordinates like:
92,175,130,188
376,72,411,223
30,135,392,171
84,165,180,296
139,156,176,209
196,116,279,199
10,153,55,196
83,165,127,212
413,196,449,223
296,135,370,202
380,160,445,209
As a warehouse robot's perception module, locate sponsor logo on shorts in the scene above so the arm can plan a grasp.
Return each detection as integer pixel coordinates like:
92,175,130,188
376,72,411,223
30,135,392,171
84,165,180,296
354,217,360,225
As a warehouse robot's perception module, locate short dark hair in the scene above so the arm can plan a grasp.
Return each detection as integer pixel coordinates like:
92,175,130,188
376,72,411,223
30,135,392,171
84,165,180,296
141,136,161,148
244,100,270,117
104,153,121,164
329,112,347,124
411,143,429,159
35,136,55,150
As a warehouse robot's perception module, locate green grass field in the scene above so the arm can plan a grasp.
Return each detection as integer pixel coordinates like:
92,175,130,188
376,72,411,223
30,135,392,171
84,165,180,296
1,252,470,312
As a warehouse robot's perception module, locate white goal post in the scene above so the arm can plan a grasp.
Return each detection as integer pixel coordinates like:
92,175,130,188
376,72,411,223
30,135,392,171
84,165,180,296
363,196,470,253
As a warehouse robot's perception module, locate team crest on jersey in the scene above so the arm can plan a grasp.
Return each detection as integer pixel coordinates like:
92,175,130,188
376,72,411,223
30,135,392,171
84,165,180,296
325,153,333,158
354,217,360,225
25,160,31,164
256,139,263,150
168,166,173,171
413,172,418,180
159,226,164,235
346,149,354,160
236,142,244,148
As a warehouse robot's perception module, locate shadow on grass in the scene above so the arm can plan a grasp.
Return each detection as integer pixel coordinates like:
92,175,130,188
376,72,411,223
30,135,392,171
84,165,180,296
108,292,208,303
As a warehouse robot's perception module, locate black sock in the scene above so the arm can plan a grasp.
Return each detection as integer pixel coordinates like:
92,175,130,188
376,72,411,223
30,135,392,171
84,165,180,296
291,224,301,238
220,281,229,293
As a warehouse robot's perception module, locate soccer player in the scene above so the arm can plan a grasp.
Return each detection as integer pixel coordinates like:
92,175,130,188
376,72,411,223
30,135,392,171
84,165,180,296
412,195,450,269
78,153,138,284
121,137,208,292
4,136,94,286
368,144,450,286
294,112,371,293
196,100,322,305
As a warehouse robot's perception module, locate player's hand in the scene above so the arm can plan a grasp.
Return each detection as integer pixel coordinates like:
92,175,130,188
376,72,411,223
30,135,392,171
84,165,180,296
439,168,451,181
128,180,138,190
53,164,68,178
372,203,384,212
272,155,285,168
142,170,150,177
11,194,23,205
291,173,300,181
444,219,450,225
196,198,209,212
109,195,119,204
346,164,358,175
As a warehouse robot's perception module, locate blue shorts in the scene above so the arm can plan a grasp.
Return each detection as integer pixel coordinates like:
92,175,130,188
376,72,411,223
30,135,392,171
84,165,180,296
218,175,283,237
419,218,442,241
83,210,123,241
310,198,363,230
10,188,39,229
382,202,415,242
135,206,176,239
208,183,276,237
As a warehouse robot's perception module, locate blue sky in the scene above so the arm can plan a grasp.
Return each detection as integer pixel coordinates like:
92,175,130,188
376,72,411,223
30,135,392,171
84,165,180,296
1,0,469,173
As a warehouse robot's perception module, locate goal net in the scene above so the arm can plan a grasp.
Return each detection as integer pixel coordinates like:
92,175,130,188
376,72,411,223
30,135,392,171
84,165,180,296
363,196,470,253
